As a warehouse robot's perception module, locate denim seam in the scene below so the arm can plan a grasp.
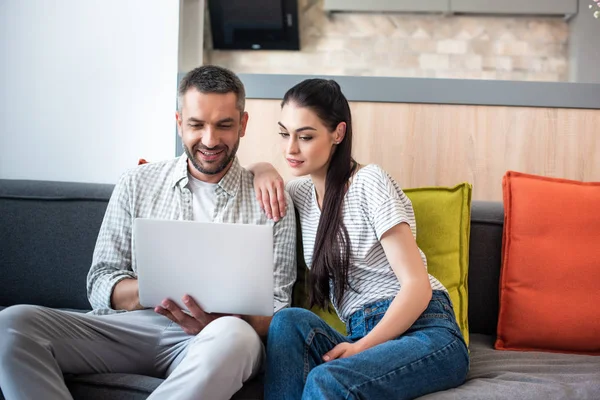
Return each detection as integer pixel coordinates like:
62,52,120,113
343,336,465,400
303,328,341,384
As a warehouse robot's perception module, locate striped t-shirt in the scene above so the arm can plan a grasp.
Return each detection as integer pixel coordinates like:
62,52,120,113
287,164,446,322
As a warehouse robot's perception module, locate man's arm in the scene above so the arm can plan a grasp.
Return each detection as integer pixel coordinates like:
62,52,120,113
87,172,140,311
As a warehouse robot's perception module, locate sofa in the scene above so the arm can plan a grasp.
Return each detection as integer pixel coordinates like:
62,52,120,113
1,178,599,400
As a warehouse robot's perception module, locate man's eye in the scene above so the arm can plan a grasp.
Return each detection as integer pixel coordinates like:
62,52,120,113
219,125,233,129
189,124,201,128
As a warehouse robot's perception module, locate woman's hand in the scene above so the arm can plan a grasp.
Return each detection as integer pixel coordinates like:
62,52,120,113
249,162,287,221
323,342,368,361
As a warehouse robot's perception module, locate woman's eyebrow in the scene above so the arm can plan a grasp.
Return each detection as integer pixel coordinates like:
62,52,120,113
278,122,317,133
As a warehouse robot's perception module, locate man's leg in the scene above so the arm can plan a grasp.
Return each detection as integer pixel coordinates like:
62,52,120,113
149,316,264,400
0,305,169,400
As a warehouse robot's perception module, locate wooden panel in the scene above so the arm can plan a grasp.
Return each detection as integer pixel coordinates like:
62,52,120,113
237,99,600,201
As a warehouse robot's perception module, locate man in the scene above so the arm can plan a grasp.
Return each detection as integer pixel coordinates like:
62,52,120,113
0,65,297,400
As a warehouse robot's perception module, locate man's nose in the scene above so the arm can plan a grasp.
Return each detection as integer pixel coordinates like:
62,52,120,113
202,127,220,148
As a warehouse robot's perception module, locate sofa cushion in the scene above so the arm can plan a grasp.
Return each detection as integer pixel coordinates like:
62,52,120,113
496,171,600,355
64,373,264,400
292,183,473,346
405,183,472,345
65,374,161,400
417,334,600,399
0,179,113,310
465,201,504,336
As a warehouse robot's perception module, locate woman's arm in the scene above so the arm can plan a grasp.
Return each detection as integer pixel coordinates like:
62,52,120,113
247,162,287,221
324,222,432,360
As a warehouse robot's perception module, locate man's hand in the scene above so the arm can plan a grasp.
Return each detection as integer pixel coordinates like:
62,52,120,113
154,295,239,335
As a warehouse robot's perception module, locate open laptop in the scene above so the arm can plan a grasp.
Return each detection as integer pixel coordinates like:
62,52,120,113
133,218,274,317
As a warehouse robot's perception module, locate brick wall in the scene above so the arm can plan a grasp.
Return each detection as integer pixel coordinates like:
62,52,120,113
204,0,569,81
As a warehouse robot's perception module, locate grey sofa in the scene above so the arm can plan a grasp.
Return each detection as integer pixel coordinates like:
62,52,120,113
1,179,599,400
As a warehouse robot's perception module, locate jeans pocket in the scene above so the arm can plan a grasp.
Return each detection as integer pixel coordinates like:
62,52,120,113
364,311,386,332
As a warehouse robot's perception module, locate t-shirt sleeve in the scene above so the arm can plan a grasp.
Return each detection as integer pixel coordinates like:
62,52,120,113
365,167,414,240
285,178,307,206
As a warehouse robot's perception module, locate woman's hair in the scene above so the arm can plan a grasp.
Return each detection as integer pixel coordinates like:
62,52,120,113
282,79,357,309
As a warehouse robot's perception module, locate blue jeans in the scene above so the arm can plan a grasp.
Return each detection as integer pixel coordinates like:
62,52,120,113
265,290,469,400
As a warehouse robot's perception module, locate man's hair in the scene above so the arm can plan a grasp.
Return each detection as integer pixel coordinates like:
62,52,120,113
177,65,245,113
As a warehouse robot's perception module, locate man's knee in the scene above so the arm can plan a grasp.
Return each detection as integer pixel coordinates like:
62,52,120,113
0,305,45,358
0,304,44,335
196,316,262,354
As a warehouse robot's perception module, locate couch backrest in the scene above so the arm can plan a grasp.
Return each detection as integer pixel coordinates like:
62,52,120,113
468,201,504,335
0,179,113,310
0,179,506,336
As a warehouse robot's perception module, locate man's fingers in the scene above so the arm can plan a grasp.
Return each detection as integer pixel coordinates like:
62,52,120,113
154,306,178,324
183,295,210,326
161,299,192,324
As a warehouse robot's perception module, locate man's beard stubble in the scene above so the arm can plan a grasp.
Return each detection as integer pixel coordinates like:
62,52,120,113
183,138,240,176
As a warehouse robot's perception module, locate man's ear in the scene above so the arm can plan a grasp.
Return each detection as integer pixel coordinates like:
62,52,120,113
239,112,249,138
334,121,346,144
175,111,183,138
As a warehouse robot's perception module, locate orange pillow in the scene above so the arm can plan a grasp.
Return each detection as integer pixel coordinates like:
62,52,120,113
496,171,600,355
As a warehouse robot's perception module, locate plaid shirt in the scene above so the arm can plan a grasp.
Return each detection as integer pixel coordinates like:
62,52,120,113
87,155,296,315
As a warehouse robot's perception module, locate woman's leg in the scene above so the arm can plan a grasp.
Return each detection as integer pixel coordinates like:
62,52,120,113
302,325,469,399
264,307,349,400
301,294,469,400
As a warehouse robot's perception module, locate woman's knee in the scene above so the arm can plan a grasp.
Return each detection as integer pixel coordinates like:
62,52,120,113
305,363,347,395
269,307,320,336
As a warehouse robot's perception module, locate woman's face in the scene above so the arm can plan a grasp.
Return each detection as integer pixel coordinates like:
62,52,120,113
278,102,343,177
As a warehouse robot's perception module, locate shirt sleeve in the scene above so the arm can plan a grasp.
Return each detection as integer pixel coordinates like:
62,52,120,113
272,190,297,313
86,171,137,310
285,179,303,203
366,167,414,240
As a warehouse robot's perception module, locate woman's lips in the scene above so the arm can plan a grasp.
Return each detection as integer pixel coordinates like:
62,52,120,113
286,158,304,168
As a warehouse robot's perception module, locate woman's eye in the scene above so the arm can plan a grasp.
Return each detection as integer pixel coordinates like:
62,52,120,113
299,136,312,141
278,132,289,138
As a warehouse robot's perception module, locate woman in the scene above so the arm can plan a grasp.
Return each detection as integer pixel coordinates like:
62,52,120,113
252,79,469,399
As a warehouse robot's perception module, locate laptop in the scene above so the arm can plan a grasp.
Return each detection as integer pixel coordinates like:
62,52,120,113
133,218,274,317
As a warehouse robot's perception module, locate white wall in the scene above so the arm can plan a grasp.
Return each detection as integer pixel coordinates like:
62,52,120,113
0,0,180,184
179,0,205,72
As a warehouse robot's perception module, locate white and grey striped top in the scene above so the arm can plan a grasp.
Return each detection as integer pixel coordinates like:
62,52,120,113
287,164,446,322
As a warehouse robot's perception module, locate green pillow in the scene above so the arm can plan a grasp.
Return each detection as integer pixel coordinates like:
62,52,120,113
291,183,472,346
